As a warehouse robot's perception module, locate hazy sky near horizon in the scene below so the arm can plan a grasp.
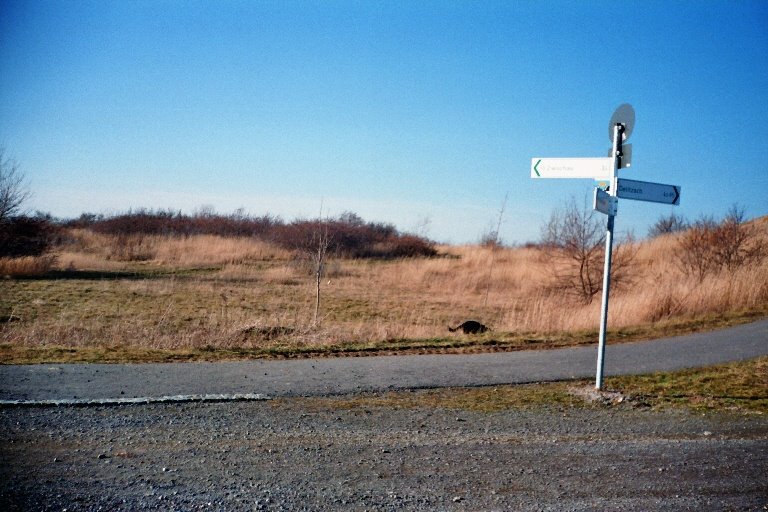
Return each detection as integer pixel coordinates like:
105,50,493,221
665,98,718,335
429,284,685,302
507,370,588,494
1,0,767,244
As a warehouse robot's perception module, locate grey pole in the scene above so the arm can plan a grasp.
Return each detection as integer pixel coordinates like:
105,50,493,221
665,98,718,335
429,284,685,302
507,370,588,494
595,123,623,390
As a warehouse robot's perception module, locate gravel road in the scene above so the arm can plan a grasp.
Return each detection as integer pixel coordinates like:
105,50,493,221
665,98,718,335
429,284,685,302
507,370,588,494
2,398,767,511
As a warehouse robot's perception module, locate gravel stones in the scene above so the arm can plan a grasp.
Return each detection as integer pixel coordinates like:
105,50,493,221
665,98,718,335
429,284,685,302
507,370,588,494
1,399,767,511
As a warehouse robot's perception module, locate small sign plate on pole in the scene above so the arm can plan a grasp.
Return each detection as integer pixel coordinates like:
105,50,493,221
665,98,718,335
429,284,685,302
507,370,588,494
617,178,680,205
607,143,632,168
593,187,618,216
531,157,613,179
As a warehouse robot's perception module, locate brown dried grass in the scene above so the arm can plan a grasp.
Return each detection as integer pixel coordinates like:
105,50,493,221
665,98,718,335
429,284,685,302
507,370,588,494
0,255,56,278
57,229,291,269
1,223,766,360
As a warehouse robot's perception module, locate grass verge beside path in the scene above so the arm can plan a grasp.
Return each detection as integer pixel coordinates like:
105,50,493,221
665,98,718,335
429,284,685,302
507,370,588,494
1,307,766,364
298,356,768,414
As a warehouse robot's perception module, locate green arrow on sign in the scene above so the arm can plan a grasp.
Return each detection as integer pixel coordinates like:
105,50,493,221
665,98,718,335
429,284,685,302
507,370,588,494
534,159,541,177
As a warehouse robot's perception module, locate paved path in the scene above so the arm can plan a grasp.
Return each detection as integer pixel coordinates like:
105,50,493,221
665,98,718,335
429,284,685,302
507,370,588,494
1,319,766,403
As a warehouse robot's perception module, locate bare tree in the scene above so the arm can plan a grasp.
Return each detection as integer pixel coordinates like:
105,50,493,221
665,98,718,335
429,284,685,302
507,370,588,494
541,197,635,304
0,148,30,223
715,205,765,271
288,219,333,327
310,224,331,326
483,193,508,307
676,215,717,282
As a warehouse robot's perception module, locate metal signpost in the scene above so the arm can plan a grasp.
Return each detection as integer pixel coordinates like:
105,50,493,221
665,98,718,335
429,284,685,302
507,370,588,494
531,104,681,390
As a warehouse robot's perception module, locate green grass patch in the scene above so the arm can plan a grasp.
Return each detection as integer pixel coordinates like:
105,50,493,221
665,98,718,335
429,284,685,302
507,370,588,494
298,357,768,414
605,356,768,412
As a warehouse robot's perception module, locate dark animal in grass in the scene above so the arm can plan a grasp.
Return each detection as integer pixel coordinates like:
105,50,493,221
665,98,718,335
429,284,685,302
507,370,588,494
448,320,489,334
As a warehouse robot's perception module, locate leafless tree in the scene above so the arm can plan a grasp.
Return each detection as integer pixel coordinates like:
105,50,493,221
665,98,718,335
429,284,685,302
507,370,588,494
483,193,508,307
715,205,765,271
310,224,331,326
0,148,30,223
541,197,636,304
676,215,716,282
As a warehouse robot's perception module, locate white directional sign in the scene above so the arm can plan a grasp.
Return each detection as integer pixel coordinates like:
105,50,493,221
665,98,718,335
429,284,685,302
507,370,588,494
593,187,618,216
617,178,680,205
531,157,612,179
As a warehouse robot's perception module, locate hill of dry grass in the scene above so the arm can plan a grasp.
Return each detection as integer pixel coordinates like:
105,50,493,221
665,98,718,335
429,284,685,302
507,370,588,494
1,216,767,363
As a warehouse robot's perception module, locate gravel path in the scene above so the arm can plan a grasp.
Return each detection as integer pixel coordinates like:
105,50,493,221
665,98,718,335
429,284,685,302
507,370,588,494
2,399,766,511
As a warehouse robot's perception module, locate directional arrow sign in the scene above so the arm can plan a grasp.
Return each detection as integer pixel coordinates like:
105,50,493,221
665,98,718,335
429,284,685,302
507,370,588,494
531,157,613,179
617,178,680,205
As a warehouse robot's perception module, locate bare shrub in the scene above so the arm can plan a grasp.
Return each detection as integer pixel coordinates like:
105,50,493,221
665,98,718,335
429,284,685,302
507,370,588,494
713,206,766,271
272,214,436,259
677,205,765,281
648,212,688,238
677,216,717,282
377,235,437,258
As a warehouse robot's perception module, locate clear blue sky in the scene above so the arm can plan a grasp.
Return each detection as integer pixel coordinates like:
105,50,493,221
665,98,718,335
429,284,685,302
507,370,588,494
1,0,766,244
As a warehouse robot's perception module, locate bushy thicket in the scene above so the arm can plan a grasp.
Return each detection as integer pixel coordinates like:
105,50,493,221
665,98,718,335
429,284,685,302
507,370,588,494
67,209,278,238
69,209,437,259
676,206,765,281
648,211,688,238
0,215,58,257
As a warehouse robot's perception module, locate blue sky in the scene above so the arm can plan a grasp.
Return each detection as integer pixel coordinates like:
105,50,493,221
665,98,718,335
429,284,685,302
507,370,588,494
1,0,766,244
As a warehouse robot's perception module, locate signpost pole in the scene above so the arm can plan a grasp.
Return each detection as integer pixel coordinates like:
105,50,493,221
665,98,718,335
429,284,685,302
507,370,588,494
530,104,678,390
595,123,623,390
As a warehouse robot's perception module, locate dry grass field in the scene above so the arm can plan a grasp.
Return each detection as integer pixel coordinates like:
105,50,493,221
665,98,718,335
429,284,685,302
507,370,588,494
1,218,767,363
